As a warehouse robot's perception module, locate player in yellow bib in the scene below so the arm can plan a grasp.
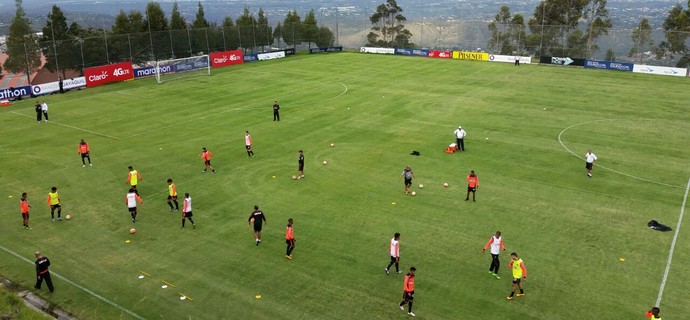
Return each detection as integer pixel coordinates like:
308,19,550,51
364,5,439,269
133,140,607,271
126,166,143,195
507,252,527,300
166,178,179,211
46,187,62,221
645,307,662,320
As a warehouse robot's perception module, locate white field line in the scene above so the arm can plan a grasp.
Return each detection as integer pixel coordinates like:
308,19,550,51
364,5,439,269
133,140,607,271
10,111,120,140
557,119,683,189
126,81,350,138
656,177,690,307
0,244,146,320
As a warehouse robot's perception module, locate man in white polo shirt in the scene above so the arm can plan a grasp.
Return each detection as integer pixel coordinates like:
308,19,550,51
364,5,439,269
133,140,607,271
453,125,466,152
585,149,597,178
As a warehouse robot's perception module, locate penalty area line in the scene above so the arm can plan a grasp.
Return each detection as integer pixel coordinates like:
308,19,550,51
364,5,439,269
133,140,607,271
0,244,146,320
10,111,120,140
655,177,690,307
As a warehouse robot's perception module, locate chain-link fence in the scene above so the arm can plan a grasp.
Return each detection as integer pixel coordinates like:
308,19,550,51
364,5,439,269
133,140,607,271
2,19,689,86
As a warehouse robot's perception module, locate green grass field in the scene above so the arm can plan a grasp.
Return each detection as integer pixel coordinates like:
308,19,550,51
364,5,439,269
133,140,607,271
1,53,689,320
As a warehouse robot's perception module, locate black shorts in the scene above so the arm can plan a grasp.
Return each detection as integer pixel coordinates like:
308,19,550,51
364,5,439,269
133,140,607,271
253,224,263,232
245,145,252,150
286,239,295,246
50,204,61,210
586,162,593,170
22,213,29,219
298,164,304,171
167,195,177,200
512,278,521,285
204,160,211,166
468,186,476,192
404,178,412,186
390,256,399,263
402,291,414,301
81,153,89,158
128,207,137,213
184,211,193,217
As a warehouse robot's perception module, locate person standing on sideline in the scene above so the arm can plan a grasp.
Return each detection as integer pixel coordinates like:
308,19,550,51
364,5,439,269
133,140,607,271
507,252,527,300
385,233,401,275
21,192,32,229
465,170,479,202
585,149,597,178
47,187,61,221
35,101,43,123
126,187,143,223
166,179,179,211
41,101,49,122
297,150,305,179
248,205,266,245
126,166,143,194
181,193,195,228
273,100,280,121
58,77,64,93
244,131,255,158
34,251,54,292
399,266,416,317
199,147,215,173
399,166,415,195
78,139,92,167
453,125,467,152
482,231,506,279
285,218,295,259
514,55,520,66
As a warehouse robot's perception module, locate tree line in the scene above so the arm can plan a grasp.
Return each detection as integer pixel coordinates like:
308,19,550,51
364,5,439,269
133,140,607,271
2,0,336,82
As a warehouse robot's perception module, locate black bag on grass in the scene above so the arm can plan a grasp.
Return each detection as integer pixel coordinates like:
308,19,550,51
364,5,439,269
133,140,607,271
648,220,672,232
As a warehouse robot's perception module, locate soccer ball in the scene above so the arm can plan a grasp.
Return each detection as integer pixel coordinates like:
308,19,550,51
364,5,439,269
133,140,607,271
250,217,255,224
418,184,424,189
411,191,416,196
443,183,449,188
65,214,72,220
330,143,335,147
323,160,328,165
129,228,136,234
292,175,297,180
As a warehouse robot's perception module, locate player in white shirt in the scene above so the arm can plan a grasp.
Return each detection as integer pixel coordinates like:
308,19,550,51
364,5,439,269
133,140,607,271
385,233,401,275
585,149,598,178
125,187,143,223
453,125,467,151
181,193,195,228
41,101,49,122
244,131,255,158
482,231,506,279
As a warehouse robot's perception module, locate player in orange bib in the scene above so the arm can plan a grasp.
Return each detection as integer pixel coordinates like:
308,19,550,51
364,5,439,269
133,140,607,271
21,192,32,229
465,170,479,202
77,139,92,167
399,266,416,317
285,218,295,259
199,147,215,173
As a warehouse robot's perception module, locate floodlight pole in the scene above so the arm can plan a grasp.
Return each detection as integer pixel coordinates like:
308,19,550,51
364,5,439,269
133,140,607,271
539,1,545,57
49,18,60,78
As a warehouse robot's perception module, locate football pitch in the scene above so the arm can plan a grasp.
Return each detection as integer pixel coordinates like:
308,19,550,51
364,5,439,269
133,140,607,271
1,53,689,320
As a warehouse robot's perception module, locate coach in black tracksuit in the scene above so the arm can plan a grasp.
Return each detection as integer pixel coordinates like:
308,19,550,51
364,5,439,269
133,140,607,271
34,251,54,292
273,101,280,121
35,101,43,123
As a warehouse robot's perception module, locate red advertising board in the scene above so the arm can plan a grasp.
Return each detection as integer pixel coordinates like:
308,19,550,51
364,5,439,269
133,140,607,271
210,50,244,68
84,62,134,88
428,50,452,59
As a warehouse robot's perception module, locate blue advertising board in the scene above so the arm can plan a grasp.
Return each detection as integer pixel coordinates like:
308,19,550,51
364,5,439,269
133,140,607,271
309,46,344,53
244,54,259,63
0,85,32,99
584,59,633,72
394,48,429,57
133,65,175,78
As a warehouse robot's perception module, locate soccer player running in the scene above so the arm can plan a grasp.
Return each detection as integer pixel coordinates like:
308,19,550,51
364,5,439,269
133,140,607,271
248,205,266,246
297,150,305,179
21,192,32,229
166,179,179,211
126,166,143,195
126,187,143,223
285,218,295,259
78,139,92,167
399,166,415,195
199,147,216,173
507,252,527,300
465,170,479,202
386,233,401,275
181,193,195,228
399,266,416,317
585,149,597,178
244,131,255,158
34,251,54,292
47,187,61,221
482,231,506,279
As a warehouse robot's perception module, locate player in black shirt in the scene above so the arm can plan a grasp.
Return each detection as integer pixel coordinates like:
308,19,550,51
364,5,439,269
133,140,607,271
34,251,54,292
298,150,305,179
248,205,267,246
273,100,280,121
35,101,43,123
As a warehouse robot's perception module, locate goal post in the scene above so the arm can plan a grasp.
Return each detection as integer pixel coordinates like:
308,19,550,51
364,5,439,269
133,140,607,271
155,55,210,84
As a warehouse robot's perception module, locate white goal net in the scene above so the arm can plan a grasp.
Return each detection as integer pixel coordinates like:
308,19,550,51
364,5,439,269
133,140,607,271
155,55,210,84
